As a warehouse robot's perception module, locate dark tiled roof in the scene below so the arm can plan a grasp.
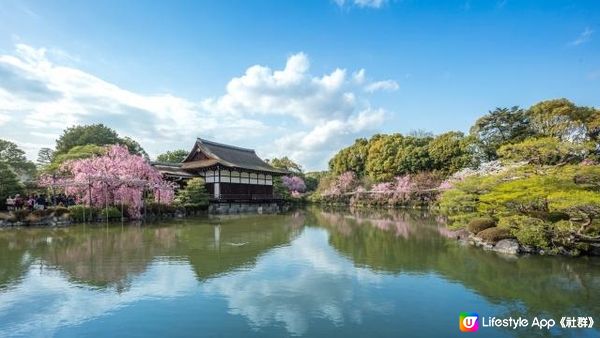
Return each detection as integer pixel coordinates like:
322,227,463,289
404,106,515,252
185,138,288,174
151,162,196,178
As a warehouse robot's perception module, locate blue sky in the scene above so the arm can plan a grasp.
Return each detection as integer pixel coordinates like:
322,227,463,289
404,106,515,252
0,0,599,170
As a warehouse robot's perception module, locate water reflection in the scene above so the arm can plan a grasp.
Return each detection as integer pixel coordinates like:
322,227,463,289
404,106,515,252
203,228,393,336
0,262,197,337
0,208,598,337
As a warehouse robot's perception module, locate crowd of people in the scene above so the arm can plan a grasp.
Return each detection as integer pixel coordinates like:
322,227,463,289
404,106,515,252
5,193,76,211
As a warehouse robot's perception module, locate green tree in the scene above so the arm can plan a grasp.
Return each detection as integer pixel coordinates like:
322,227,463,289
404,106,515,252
267,156,303,174
360,134,433,182
528,98,599,142
156,149,188,163
469,106,531,161
176,178,209,208
0,139,36,178
47,145,107,172
497,137,593,165
120,136,149,159
393,136,432,176
55,124,146,157
37,148,54,166
305,171,328,192
273,176,291,200
329,138,369,177
0,162,24,209
428,131,474,175
365,134,400,182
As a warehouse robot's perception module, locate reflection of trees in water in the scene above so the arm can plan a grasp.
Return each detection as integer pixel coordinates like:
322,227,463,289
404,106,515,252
312,207,600,323
314,207,438,240
0,213,302,291
42,226,180,291
180,214,302,280
0,234,31,290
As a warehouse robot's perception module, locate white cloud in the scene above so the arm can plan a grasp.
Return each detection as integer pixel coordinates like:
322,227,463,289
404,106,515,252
570,27,593,46
270,108,384,168
204,52,359,124
203,228,391,336
0,262,197,337
0,44,392,170
0,44,267,159
365,79,399,93
0,112,9,126
335,0,388,8
202,52,390,168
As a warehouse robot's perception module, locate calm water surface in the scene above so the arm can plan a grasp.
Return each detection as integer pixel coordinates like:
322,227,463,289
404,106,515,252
0,207,599,338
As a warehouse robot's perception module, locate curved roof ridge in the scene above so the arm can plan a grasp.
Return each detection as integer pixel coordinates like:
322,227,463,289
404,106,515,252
197,138,255,153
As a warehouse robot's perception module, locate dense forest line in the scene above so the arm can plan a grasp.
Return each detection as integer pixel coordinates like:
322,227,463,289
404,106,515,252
325,98,598,182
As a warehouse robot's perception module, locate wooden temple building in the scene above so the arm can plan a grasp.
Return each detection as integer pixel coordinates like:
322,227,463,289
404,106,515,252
152,138,288,202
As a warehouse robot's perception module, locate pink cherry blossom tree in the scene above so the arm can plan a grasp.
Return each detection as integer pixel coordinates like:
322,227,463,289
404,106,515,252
39,145,174,219
282,175,306,193
323,171,358,197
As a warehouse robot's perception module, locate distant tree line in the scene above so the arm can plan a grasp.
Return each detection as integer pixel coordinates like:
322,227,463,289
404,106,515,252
328,98,599,182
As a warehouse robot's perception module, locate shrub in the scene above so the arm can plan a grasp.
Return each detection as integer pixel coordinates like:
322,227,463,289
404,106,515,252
145,201,177,215
545,211,570,223
498,215,551,249
68,205,98,222
467,217,496,234
446,212,480,229
477,226,513,243
98,207,122,220
176,178,209,206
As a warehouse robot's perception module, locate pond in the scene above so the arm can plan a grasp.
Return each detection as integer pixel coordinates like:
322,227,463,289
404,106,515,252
0,207,599,338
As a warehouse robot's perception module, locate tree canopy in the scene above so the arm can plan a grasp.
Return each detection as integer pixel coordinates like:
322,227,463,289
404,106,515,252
327,132,474,182
46,144,107,172
0,139,36,178
55,124,147,158
497,137,594,166
267,156,303,174
329,138,369,177
469,106,531,161
156,149,188,163
37,148,54,167
528,98,599,142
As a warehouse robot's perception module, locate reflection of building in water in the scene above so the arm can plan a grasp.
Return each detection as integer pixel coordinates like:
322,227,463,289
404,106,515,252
214,224,221,250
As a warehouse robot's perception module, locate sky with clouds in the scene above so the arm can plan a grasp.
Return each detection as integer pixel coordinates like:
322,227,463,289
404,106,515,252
0,0,599,170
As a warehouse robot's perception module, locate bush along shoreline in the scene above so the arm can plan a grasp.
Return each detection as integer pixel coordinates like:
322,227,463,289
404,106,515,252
0,202,211,227
438,163,600,257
